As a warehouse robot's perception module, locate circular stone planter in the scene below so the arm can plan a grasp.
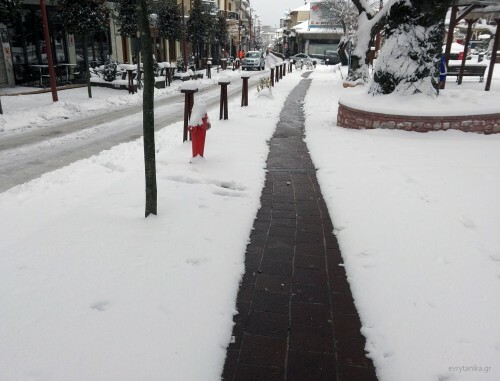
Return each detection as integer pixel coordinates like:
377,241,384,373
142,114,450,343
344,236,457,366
336,88,500,134
337,102,500,134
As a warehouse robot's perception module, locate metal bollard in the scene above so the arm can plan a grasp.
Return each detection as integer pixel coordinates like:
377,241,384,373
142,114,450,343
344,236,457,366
180,85,198,142
218,79,230,120
206,60,212,79
241,73,250,107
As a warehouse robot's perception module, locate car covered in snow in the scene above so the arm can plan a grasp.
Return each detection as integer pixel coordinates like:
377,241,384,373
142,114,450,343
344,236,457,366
242,51,265,70
289,53,318,65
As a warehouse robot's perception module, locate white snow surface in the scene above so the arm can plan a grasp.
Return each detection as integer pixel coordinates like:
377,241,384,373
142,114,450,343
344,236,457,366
1,61,500,380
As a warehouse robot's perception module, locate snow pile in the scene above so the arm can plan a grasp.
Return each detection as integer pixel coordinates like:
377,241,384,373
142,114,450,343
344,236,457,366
0,69,302,381
340,85,500,116
189,100,208,126
1,62,499,381
305,66,500,381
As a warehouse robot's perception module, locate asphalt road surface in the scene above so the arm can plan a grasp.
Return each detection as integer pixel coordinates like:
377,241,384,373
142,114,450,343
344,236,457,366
0,71,268,193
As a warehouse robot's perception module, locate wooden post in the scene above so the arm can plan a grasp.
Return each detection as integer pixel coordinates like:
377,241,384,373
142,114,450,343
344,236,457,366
444,3,458,74
458,19,476,85
241,74,250,107
485,18,500,91
283,63,286,77
270,67,275,86
279,63,283,79
218,80,230,120
275,64,279,83
181,87,198,141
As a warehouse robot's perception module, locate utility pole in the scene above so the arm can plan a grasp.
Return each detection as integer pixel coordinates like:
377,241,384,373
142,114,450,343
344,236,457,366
40,0,58,102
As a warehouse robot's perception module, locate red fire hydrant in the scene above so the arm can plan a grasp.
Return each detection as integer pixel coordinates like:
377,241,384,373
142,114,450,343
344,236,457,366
188,102,211,158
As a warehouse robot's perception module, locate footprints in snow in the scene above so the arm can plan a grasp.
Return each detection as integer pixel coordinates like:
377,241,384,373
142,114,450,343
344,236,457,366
91,300,110,312
164,175,246,198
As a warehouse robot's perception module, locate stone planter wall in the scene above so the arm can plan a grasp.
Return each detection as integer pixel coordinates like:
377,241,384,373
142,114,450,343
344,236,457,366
337,103,500,134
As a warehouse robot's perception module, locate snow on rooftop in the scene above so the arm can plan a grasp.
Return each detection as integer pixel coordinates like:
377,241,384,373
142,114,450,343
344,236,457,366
293,3,311,12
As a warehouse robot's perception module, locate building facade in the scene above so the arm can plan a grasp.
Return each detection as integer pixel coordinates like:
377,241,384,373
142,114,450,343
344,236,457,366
0,0,260,87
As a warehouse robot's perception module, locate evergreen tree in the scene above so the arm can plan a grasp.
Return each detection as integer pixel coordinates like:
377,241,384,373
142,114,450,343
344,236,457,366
56,0,108,98
215,14,227,46
187,0,217,58
186,0,206,47
156,0,182,42
369,0,452,96
114,0,138,37
0,0,22,24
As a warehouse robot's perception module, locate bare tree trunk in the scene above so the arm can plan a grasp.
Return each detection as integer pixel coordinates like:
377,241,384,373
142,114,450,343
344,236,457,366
138,0,157,217
83,34,92,99
369,0,452,96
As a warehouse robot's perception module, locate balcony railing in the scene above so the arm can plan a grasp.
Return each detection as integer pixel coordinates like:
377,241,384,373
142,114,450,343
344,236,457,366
218,10,239,21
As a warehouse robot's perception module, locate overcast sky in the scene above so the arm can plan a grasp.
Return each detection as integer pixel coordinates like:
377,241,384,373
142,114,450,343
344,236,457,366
249,0,308,28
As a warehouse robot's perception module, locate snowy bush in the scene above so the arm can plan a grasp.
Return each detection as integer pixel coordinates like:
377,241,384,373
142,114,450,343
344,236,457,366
256,77,273,99
256,77,271,92
103,57,118,82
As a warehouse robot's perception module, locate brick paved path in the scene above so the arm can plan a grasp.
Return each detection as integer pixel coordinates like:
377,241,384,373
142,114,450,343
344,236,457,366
221,74,377,381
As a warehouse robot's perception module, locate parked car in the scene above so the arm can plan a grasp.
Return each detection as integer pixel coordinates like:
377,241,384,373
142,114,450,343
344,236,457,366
324,50,341,65
289,53,318,65
309,53,325,65
242,51,265,70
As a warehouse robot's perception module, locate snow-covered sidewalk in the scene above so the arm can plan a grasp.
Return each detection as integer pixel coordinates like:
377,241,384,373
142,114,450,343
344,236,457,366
1,62,500,380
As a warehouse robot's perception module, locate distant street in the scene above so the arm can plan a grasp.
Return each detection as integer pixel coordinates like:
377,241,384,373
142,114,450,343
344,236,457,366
0,71,267,192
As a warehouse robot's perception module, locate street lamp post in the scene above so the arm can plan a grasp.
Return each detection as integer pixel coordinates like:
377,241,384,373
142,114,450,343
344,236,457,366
224,0,228,59
181,0,187,72
249,7,252,51
238,0,242,54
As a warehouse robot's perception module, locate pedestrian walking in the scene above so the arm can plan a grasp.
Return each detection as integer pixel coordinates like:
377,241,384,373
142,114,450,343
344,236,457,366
439,54,447,89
